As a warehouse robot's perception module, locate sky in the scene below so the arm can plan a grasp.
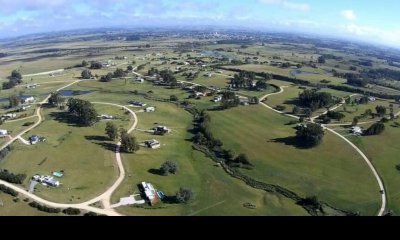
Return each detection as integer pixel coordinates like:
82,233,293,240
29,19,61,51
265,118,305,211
0,0,399,48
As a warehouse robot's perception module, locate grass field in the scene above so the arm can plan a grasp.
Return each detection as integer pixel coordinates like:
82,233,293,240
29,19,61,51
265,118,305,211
0,104,133,203
112,100,308,216
348,123,400,214
209,105,381,215
0,193,60,216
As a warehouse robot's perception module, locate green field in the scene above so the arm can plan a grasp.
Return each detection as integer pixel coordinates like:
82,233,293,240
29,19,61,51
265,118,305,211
209,105,381,215
0,104,133,203
112,100,308,216
348,123,400,214
0,193,60,216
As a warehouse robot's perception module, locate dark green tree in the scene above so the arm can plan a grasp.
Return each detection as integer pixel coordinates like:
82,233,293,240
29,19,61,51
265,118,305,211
8,95,20,108
296,123,325,147
105,122,119,141
120,129,140,153
67,98,98,126
364,122,385,136
176,188,194,203
160,161,178,176
48,92,64,107
81,69,92,79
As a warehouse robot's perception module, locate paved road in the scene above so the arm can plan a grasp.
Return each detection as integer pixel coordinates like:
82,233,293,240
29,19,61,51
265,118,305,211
259,86,386,216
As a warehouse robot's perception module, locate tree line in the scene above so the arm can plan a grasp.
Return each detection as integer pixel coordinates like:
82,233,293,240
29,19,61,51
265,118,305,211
0,169,27,184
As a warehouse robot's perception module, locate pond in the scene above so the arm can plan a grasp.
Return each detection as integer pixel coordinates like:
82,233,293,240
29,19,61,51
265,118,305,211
58,90,96,97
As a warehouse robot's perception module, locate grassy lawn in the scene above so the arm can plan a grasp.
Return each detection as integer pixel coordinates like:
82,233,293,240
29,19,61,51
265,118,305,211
113,101,308,216
348,123,400,214
0,104,133,203
209,105,381,215
0,193,61,216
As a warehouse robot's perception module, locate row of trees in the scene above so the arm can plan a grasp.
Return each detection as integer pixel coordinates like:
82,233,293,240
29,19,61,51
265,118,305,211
0,169,27,184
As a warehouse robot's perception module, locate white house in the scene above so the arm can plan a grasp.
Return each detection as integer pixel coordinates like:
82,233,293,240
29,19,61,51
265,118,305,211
0,129,8,137
3,113,16,119
141,182,159,205
33,175,60,187
22,97,35,104
145,107,155,112
368,97,377,102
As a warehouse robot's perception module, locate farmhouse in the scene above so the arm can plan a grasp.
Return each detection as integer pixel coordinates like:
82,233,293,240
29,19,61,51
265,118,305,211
368,97,376,102
22,96,35,104
145,107,156,112
29,135,46,145
140,182,160,206
0,129,8,137
145,139,161,149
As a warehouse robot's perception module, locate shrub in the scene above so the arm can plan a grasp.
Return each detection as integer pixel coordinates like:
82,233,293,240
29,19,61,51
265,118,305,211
160,161,178,176
0,169,26,184
0,184,19,197
28,201,61,213
176,188,194,204
62,207,81,215
364,122,385,136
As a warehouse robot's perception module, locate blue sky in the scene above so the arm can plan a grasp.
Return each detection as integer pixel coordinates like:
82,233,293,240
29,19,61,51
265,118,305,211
0,0,399,47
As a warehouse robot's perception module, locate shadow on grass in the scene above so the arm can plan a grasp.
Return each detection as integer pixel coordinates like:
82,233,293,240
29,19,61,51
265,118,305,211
85,135,110,142
49,112,83,127
94,142,118,152
284,99,301,106
148,168,165,176
270,136,313,149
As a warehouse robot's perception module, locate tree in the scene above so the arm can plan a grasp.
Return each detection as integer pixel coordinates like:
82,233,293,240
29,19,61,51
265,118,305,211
296,123,325,147
170,95,178,101
100,73,113,82
352,117,359,126
127,65,133,72
364,122,385,136
293,106,301,115
81,69,92,79
8,95,20,108
113,68,126,78
160,161,178,176
67,98,98,126
90,62,103,69
105,122,119,141
176,188,194,203
233,154,252,165
120,130,140,153
255,80,268,90
48,92,64,107
376,106,387,117
81,60,88,67
318,56,326,64
10,70,22,81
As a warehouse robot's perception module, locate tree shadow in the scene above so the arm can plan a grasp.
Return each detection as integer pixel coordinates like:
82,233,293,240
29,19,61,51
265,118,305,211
85,135,110,141
284,99,301,106
94,142,118,152
270,136,312,149
148,168,165,176
49,112,82,127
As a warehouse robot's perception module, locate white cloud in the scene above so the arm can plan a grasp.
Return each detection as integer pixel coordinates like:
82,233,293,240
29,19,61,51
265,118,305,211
259,0,310,11
342,23,400,47
341,10,356,21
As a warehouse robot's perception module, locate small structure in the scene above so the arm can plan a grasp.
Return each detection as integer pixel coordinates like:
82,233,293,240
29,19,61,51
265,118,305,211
0,129,8,137
136,78,144,83
98,114,114,120
213,96,222,102
19,105,31,112
52,171,64,178
351,126,363,135
140,182,160,206
239,98,250,106
368,96,377,102
195,92,205,97
129,101,147,107
145,139,161,149
26,83,39,89
153,126,171,135
204,73,213,78
29,135,46,145
145,107,155,113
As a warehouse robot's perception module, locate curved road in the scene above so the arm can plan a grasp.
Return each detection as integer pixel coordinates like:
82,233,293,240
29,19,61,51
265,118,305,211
260,86,386,216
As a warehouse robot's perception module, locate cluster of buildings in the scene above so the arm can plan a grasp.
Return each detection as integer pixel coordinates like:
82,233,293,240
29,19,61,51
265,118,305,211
32,175,61,187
